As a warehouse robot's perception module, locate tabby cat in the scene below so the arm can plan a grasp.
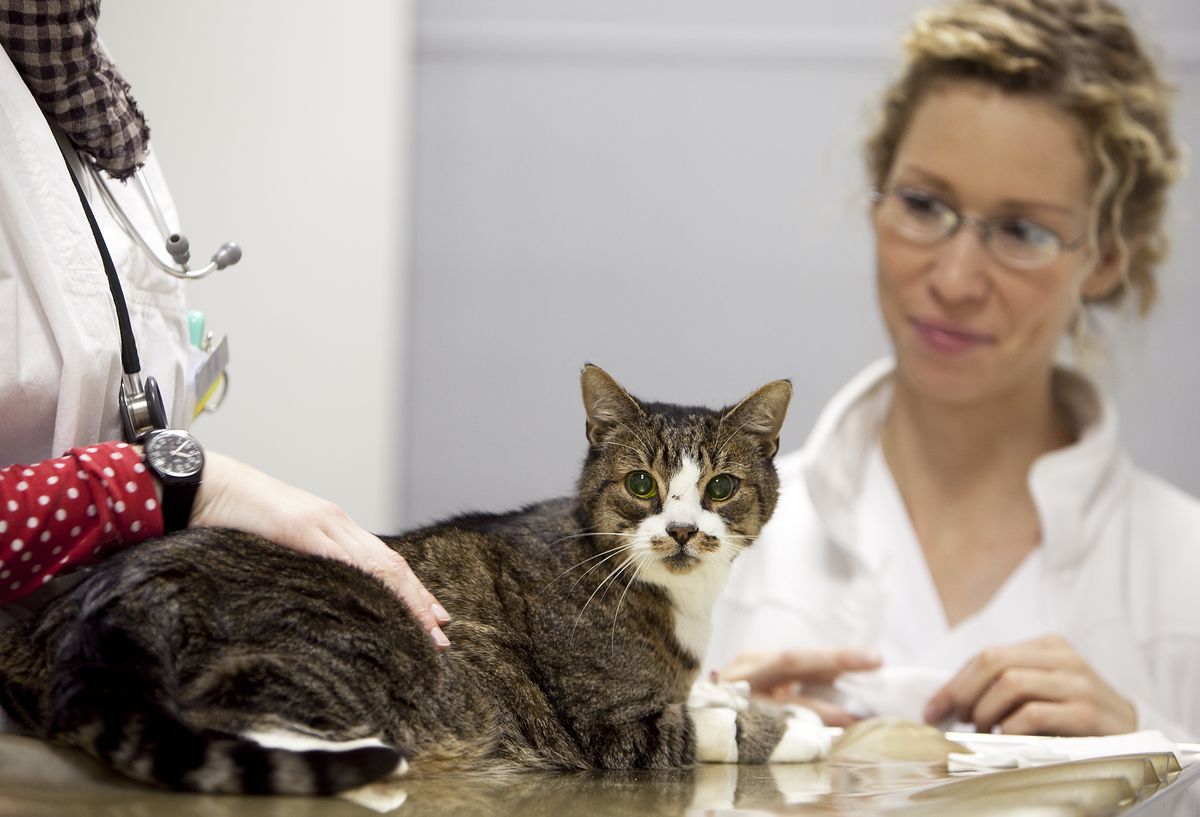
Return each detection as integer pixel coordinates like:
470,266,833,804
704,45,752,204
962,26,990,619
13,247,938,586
0,366,812,795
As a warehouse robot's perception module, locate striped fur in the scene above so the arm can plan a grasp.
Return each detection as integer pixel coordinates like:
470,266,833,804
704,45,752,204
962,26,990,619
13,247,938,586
0,367,792,794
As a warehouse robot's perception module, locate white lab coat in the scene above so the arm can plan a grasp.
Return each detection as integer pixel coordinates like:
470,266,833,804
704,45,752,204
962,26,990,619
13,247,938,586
0,48,192,467
705,359,1200,741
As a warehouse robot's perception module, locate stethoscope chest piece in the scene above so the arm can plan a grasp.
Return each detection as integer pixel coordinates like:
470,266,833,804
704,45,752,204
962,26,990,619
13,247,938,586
119,374,168,443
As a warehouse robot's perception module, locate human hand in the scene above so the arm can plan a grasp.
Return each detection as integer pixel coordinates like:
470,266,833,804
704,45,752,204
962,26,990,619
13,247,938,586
923,634,1136,735
720,648,883,726
189,451,452,650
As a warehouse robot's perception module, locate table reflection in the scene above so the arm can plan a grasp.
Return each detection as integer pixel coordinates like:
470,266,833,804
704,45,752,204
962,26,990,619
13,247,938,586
0,734,1188,817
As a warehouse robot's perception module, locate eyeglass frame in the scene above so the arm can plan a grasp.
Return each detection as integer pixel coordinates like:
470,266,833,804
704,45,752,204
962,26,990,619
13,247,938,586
870,186,1089,271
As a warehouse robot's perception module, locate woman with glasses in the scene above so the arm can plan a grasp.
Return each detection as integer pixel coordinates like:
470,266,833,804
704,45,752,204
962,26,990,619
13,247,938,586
703,0,1199,741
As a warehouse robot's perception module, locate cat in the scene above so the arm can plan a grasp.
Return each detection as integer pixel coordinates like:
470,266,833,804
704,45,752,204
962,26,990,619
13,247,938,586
0,365,814,796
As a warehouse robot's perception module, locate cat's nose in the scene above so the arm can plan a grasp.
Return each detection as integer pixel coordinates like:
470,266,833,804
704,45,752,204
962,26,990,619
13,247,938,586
667,524,697,546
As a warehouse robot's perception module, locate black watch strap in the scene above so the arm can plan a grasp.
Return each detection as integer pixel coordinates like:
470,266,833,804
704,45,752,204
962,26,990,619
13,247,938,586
162,483,199,533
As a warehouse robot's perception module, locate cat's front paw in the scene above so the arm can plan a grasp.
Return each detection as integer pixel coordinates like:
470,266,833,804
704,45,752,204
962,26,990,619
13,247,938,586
767,705,829,763
692,703,829,765
691,706,739,763
728,702,829,764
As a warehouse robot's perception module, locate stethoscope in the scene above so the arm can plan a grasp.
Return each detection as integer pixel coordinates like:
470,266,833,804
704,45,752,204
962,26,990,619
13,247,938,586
62,147,242,442
82,161,242,281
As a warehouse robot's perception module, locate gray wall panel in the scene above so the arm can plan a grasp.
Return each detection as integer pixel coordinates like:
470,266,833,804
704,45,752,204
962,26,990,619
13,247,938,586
407,1,1200,525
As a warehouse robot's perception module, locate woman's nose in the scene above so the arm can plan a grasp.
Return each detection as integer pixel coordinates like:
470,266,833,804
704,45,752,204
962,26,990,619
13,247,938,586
927,224,991,303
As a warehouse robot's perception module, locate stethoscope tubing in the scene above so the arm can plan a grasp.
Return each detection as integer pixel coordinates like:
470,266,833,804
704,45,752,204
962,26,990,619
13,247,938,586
62,152,141,377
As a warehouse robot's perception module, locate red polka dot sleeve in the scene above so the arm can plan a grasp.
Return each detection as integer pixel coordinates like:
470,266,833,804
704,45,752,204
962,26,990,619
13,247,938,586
0,441,164,604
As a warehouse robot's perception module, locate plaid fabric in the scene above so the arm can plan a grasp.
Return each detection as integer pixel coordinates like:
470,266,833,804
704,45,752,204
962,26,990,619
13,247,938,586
0,0,148,179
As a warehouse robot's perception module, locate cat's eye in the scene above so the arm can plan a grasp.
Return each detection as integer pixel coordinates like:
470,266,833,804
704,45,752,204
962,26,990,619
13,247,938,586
625,470,658,499
706,474,738,502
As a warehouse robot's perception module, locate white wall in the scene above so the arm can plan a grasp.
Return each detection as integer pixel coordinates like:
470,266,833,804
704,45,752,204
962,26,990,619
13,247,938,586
88,2,1200,531
407,0,1200,524
99,1,412,531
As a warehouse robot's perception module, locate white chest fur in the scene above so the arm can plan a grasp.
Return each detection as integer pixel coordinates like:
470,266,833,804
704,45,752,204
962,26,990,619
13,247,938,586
666,561,731,659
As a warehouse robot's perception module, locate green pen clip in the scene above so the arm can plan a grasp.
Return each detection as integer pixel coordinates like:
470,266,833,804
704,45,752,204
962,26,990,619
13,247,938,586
187,310,206,349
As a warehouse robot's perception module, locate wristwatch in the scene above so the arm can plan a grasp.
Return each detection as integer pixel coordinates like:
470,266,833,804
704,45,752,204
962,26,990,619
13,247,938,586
142,429,205,532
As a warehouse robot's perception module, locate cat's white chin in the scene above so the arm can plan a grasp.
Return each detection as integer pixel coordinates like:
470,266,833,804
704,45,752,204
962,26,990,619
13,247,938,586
638,548,734,659
660,549,702,574
639,553,731,596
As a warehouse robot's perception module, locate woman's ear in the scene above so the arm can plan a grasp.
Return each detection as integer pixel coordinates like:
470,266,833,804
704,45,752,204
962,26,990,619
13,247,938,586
1080,236,1133,301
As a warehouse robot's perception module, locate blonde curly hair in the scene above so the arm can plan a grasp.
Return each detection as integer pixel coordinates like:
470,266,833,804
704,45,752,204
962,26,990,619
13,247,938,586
866,0,1182,314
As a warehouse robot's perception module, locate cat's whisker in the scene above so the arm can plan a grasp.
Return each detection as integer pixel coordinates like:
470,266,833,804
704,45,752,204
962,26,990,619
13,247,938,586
555,540,630,563
531,527,586,554
600,554,645,640
714,549,741,569
571,553,640,637
598,549,643,605
543,528,636,544
538,542,637,596
713,416,757,463
596,550,644,605
533,529,637,555
596,440,647,460
544,531,637,548
612,419,656,461
609,553,650,656
564,546,637,598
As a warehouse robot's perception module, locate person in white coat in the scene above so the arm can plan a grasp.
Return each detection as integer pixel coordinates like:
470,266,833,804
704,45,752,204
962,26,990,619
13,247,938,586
704,0,1199,742
0,2,450,646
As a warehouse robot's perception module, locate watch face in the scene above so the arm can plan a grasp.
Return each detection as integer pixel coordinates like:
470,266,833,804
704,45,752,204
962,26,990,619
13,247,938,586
147,430,204,478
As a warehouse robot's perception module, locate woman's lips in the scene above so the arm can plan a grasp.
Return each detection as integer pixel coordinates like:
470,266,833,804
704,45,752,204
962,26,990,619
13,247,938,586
910,318,995,354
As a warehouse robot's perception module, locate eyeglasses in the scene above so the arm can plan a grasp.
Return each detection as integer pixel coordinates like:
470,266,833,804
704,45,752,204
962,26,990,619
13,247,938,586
871,187,1086,270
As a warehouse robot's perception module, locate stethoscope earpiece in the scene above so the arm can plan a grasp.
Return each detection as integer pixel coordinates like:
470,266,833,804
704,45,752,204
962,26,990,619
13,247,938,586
212,242,241,270
166,233,190,266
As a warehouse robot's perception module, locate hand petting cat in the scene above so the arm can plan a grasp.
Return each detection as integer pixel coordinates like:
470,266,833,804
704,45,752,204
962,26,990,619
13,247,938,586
191,451,453,649
720,647,883,726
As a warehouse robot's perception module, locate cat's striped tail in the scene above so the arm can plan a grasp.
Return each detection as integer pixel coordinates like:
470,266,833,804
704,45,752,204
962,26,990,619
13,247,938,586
46,618,404,795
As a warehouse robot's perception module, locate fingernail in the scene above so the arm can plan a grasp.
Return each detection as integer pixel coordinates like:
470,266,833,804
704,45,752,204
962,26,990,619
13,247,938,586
859,648,882,665
431,603,451,624
431,626,451,649
923,701,940,723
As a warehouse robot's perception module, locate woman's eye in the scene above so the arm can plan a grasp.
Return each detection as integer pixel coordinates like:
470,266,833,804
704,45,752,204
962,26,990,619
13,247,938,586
996,218,1058,250
897,189,947,222
625,470,658,499
705,474,738,501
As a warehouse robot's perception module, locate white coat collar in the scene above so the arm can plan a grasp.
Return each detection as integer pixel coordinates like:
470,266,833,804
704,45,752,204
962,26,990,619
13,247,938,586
793,359,1128,571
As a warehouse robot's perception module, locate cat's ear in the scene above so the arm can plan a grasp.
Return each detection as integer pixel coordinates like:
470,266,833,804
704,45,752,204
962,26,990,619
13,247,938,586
581,364,643,446
721,380,792,458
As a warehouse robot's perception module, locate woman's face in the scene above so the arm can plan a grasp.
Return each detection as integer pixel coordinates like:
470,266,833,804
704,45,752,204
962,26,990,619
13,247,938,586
873,80,1118,407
